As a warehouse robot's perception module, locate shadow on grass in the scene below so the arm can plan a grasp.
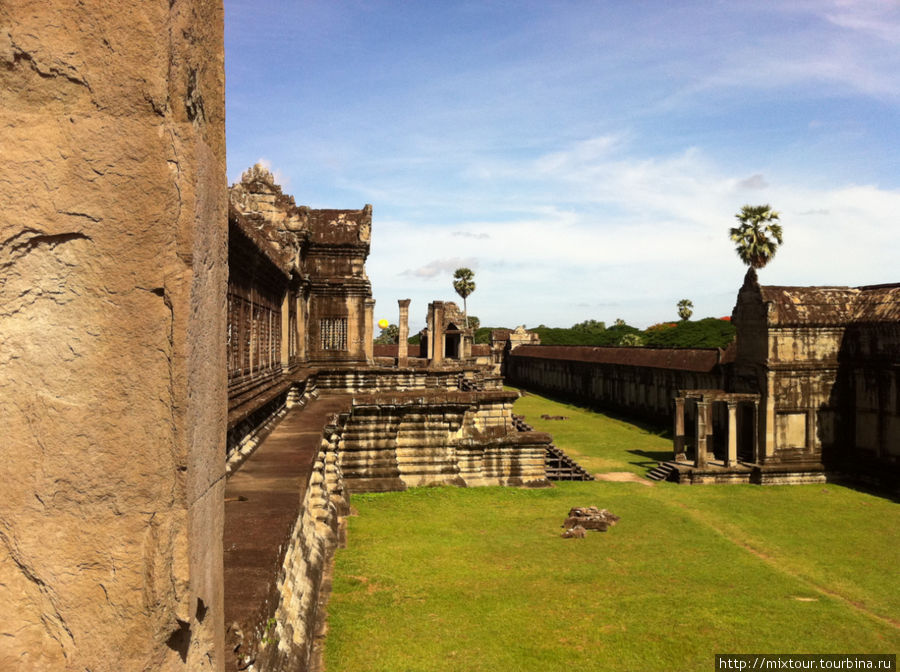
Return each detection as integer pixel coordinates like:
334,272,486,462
628,448,673,470
828,476,900,504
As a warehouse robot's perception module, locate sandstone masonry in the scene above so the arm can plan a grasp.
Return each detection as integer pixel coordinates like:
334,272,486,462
1,2,227,669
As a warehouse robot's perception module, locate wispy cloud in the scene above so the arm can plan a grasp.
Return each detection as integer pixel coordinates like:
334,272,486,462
370,135,900,327
452,231,490,239
400,257,479,278
737,174,768,190
823,0,900,43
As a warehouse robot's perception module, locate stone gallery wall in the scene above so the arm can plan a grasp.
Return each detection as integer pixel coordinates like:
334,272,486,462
841,322,900,466
1,2,227,670
506,345,730,425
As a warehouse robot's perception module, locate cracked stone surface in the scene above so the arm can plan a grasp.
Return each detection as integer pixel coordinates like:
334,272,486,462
0,2,227,670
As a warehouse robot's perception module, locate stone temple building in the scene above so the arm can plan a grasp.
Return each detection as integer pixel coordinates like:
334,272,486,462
3,3,897,671
728,270,900,476
505,272,900,486
667,271,900,484
225,164,375,453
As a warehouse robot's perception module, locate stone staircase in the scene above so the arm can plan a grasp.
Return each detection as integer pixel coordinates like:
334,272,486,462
646,462,678,482
512,414,594,482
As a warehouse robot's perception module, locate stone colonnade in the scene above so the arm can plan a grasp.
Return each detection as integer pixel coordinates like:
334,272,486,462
674,390,760,467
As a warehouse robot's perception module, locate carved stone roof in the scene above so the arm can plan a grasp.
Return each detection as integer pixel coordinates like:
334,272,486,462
510,345,729,372
737,269,900,327
228,202,292,277
307,207,372,246
759,283,900,326
230,164,372,248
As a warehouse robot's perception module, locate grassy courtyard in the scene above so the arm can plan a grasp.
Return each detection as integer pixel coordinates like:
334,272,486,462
325,391,900,671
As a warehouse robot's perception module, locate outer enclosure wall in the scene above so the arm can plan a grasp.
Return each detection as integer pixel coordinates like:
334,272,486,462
506,351,725,426
1,2,227,670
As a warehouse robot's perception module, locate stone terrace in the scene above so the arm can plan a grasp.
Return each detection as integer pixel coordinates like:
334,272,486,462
223,394,353,672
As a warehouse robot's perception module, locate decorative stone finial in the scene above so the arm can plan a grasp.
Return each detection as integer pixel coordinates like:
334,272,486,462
240,162,277,187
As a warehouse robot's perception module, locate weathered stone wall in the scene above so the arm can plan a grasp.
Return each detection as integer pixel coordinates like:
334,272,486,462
313,367,503,393
336,391,551,492
1,2,226,669
733,273,900,476
836,323,900,467
253,435,347,672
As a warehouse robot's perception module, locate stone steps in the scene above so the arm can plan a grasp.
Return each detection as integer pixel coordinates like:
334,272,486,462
545,444,594,481
646,462,678,482
512,414,594,482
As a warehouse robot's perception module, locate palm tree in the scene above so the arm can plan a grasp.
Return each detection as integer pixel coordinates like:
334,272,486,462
729,204,783,270
452,267,476,328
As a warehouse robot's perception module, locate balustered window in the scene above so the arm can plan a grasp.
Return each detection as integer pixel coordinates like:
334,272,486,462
320,317,348,351
227,281,282,379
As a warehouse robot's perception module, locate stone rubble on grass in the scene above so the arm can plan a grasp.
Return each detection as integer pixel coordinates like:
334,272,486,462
561,525,586,538
561,506,620,537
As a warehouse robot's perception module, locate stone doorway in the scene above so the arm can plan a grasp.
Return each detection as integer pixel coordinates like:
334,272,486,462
444,323,461,359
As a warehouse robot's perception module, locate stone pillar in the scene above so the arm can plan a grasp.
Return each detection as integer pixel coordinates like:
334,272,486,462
397,299,411,367
297,289,308,362
429,302,445,367
752,400,760,464
726,402,738,467
1,2,227,670
695,400,709,468
673,396,686,461
764,371,776,462
281,291,291,371
364,297,375,364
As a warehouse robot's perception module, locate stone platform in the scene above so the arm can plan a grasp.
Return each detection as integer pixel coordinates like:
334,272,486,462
665,459,828,485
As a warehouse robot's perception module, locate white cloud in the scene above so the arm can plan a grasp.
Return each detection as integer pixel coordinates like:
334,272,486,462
452,231,490,239
369,136,900,328
400,257,479,279
737,174,769,190
823,1,900,43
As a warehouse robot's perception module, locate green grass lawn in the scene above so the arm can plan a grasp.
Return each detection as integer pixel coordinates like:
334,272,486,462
326,390,900,671
511,390,672,475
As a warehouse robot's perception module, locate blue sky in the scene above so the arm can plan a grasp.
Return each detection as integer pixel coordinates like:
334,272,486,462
225,1,900,331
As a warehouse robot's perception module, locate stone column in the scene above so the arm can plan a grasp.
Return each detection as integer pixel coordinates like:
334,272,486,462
281,291,291,371
673,396,686,461
429,302,445,367
752,400,760,464
364,297,375,364
1,2,227,669
297,288,308,362
726,402,738,467
695,400,709,468
764,371,776,462
397,299,411,367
